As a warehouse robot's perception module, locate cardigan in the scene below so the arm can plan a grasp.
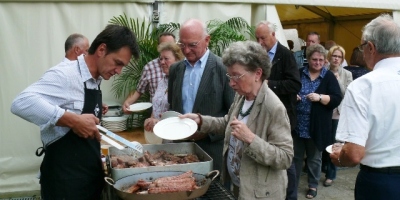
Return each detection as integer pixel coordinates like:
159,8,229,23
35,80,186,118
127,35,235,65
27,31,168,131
298,67,342,151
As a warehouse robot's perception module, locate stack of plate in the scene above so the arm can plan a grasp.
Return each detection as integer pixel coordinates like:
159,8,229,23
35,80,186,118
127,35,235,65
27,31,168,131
101,116,129,132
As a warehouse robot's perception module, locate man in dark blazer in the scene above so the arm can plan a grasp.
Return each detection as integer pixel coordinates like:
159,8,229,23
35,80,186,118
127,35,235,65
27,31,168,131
168,19,235,172
256,21,301,200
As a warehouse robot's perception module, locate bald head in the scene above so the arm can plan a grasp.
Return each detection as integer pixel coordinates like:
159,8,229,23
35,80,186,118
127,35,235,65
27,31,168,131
178,19,210,65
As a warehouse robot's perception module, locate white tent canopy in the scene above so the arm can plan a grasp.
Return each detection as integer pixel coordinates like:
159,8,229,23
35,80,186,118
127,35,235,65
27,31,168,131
1,0,399,197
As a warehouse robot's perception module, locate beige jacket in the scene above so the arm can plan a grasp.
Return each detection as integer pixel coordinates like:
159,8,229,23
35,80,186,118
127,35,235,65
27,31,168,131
328,66,353,119
201,81,293,199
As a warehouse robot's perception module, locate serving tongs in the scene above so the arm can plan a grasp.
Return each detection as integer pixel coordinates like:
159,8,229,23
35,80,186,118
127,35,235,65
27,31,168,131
97,125,143,154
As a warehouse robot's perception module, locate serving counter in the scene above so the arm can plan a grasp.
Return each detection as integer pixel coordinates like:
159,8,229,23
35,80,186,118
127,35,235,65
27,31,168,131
101,128,237,200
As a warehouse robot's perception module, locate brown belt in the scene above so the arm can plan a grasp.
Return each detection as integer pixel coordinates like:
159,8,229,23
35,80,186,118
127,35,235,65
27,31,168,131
360,164,400,174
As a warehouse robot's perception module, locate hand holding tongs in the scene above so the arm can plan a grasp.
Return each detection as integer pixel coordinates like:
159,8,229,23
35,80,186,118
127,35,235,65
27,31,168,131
97,125,143,153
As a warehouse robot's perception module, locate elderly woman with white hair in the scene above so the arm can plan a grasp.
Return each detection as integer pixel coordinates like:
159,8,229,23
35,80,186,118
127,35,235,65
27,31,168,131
180,40,293,199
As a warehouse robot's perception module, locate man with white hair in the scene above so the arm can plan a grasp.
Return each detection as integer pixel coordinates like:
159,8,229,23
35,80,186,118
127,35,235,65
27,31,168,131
168,19,234,173
330,14,400,199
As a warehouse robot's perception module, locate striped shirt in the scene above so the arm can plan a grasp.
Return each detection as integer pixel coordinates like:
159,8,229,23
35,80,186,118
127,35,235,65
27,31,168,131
11,55,102,147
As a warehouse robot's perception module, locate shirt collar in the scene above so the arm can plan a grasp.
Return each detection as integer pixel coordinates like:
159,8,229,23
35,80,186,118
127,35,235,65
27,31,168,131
77,55,103,83
184,49,210,68
269,42,278,55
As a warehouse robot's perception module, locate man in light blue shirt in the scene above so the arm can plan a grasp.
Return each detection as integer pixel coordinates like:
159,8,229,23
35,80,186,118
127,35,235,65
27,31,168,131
168,19,235,172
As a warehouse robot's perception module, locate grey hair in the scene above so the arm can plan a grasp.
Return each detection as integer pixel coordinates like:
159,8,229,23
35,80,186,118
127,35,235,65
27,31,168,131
362,14,400,54
64,33,86,53
222,41,271,80
306,44,327,60
256,21,277,32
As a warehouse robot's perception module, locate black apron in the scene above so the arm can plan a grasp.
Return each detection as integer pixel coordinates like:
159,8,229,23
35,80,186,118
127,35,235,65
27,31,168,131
39,82,104,200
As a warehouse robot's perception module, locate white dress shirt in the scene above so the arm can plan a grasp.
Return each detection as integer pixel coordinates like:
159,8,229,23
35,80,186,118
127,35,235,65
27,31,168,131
11,55,102,147
336,57,400,167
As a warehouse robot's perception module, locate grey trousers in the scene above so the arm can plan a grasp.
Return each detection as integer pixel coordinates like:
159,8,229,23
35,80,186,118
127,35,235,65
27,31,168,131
293,134,322,189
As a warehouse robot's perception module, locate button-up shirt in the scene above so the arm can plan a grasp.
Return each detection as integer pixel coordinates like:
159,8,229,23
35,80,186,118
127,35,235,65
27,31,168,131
182,50,209,114
336,57,400,167
11,55,101,147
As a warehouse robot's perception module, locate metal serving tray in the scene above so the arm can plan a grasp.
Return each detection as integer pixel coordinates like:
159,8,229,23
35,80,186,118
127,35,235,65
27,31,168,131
108,142,213,181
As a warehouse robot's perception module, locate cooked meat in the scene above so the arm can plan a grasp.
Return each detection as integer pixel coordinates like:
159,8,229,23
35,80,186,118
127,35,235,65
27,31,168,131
123,171,200,194
162,153,181,163
124,184,140,193
144,151,157,166
110,151,200,169
136,179,152,190
182,154,200,163
153,170,193,183
155,177,195,188
148,185,194,194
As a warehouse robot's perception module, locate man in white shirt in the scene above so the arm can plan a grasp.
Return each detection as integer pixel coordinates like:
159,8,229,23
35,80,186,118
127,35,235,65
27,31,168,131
63,33,89,62
11,25,139,199
330,14,400,199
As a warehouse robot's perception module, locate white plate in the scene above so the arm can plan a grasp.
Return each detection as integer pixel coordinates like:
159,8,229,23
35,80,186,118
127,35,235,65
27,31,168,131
161,111,181,120
102,116,128,122
326,145,333,154
127,102,152,112
153,117,197,140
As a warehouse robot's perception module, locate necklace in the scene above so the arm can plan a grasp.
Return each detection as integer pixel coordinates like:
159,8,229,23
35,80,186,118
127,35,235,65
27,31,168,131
239,97,256,118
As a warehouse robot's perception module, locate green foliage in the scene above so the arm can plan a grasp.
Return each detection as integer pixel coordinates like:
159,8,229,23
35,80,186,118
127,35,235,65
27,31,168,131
109,14,179,100
109,14,253,100
207,17,254,56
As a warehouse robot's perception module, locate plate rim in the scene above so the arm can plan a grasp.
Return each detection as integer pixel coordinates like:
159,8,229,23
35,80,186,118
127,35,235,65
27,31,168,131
153,117,197,140
325,144,333,154
127,102,152,112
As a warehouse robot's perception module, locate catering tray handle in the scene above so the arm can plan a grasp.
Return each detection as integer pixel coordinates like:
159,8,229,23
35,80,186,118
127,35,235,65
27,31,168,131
105,177,115,186
206,170,220,181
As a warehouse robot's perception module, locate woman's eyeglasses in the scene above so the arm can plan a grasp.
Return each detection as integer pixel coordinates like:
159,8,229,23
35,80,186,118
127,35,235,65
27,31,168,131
226,72,248,81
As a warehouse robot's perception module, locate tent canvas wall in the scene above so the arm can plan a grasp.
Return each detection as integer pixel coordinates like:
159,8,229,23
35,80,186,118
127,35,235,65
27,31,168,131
1,0,399,197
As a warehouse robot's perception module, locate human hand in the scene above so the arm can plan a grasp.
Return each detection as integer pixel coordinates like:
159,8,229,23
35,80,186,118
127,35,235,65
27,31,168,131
122,101,132,114
297,94,301,101
102,103,108,115
179,113,201,125
71,114,101,142
144,118,159,132
329,143,344,166
230,117,255,144
306,93,319,102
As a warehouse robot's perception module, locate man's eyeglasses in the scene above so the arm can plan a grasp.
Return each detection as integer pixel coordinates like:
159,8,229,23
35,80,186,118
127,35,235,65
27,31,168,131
177,40,201,49
226,72,248,81
358,41,368,52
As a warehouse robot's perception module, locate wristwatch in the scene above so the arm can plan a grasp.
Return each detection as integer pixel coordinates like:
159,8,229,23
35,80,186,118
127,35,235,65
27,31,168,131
319,94,322,102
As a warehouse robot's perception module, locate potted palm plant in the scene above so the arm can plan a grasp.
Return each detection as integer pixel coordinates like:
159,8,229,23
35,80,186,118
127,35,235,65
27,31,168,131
109,14,253,129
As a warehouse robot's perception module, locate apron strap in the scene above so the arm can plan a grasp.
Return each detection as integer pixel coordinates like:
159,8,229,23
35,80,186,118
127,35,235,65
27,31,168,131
36,146,45,157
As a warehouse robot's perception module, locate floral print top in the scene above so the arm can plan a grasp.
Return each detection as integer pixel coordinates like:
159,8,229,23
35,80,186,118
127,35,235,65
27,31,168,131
296,67,327,138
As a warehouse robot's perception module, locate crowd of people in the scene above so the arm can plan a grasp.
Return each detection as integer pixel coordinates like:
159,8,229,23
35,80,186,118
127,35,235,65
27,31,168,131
10,14,400,200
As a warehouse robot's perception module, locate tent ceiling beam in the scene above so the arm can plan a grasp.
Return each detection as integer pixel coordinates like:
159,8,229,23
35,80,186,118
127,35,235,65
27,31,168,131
301,6,335,23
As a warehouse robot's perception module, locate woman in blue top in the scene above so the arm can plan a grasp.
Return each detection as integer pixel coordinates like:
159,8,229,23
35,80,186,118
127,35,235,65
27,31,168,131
294,44,342,199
